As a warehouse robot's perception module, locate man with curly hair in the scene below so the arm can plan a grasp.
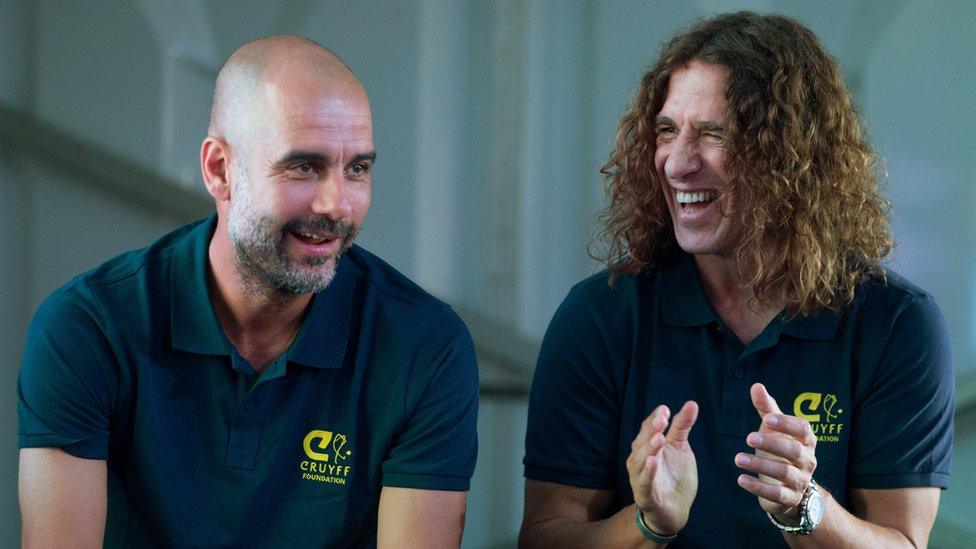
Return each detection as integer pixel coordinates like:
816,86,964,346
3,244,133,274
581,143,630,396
520,12,953,548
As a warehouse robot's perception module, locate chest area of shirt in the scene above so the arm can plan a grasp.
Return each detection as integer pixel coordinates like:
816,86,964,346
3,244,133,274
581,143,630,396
637,325,853,425
623,326,855,489
114,360,403,502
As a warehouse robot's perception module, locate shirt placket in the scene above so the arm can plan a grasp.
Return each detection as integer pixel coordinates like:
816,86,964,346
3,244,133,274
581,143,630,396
717,321,782,435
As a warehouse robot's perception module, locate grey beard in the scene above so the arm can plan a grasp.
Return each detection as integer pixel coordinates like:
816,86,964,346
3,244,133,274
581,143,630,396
232,227,340,298
228,214,356,298
225,164,357,298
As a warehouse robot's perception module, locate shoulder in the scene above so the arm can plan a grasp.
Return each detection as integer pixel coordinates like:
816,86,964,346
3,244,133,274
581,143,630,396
342,245,467,336
560,268,646,317
36,220,197,313
853,268,944,332
57,219,202,302
538,267,653,372
344,246,448,312
545,266,659,345
340,249,476,410
860,267,929,302
848,267,951,375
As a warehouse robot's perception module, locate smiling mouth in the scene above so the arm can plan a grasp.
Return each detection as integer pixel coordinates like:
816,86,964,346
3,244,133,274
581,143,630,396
676,190,717,206
290,229,338,246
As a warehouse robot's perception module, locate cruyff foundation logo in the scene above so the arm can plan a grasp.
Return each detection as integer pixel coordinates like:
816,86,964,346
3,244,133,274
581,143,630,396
299,429,353,485
793,392,845,443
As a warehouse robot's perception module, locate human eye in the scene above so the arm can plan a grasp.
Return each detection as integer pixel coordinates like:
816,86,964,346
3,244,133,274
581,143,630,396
656,124,678,140
346,162,371,177
286,161,318,177
703,132,725,146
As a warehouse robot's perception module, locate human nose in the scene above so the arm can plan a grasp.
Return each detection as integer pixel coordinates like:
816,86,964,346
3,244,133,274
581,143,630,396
311,169,352,220
663,136,701,180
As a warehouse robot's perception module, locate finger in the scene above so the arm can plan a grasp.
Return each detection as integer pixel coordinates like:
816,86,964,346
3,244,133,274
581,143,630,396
627,420,667,476
631,405,670,454
631,435,665,503
736,474,801,508
750,383,782,418
763,414,817,448
631,433,664,470
734,453,806,491
746,432,812,467
635,452,660,497
635,407,668,443
665,400,699,444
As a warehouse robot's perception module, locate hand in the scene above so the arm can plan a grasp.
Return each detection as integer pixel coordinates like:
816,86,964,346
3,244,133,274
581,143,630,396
626,401,699,536
735,383,817,520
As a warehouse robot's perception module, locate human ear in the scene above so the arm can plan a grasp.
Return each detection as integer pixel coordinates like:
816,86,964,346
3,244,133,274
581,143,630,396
200,137,231,201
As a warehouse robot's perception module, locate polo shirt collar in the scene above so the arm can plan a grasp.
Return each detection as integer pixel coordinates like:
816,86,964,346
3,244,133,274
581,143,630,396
658,250,840,340
659,251,718,327
171,216,227,355
286,253,354,369
170,215,355,368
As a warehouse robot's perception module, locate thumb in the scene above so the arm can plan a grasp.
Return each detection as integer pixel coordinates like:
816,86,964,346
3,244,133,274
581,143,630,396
665,400,699,444
750,383,782,418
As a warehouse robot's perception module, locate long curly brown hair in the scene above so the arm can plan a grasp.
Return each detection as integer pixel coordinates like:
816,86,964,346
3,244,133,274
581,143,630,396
594,11,893,316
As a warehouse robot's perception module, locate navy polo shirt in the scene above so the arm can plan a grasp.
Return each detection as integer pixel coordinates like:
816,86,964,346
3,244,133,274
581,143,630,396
19,216,479,547
524,250,953,547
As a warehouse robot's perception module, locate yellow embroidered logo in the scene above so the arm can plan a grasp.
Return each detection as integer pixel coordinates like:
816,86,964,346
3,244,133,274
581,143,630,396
793,392,845,443
299,429,353,485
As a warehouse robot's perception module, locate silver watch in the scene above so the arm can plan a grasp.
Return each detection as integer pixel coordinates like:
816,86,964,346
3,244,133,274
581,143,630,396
767,479,825,535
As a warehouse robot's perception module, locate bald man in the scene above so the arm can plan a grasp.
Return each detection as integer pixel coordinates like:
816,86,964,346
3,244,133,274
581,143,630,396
18,36,478,548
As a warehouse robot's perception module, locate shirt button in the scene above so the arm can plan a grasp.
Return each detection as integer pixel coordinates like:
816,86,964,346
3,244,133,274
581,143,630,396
733,366,744,379
244,398,257,410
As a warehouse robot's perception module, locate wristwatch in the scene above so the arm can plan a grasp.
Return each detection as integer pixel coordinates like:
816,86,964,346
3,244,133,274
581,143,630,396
767,479,825,535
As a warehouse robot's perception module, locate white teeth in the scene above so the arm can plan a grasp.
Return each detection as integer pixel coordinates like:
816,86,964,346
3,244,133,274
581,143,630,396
676,190,717,204
298,231,327,241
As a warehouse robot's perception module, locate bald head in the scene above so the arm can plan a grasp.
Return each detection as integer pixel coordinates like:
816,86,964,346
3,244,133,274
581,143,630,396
208,35,368,147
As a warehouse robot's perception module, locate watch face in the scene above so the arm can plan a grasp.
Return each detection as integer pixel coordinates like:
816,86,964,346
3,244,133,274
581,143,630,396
805,490,825,527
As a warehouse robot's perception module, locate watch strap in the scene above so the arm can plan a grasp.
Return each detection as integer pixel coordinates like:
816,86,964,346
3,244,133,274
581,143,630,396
766,479,820,536
766,509,808,535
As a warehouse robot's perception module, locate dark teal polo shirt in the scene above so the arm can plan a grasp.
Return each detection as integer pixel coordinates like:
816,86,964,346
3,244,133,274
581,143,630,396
19,216,478,547
524,250,953,548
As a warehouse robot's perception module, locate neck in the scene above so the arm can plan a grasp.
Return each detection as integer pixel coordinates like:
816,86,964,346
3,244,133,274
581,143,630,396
207,220,311,372
693,253,782,346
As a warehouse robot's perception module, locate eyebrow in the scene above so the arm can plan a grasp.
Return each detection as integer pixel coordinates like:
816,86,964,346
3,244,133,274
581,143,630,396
698,121,726,133
350,151,377,164
275,150,377,167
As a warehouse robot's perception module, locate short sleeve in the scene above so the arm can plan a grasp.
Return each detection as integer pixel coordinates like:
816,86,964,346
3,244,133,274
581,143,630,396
18,281,119,459
381,308,479,491
523,282,621,489
848,293,954,489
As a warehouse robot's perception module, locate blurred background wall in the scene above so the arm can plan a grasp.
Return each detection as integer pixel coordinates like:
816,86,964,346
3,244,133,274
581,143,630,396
1,0,973,546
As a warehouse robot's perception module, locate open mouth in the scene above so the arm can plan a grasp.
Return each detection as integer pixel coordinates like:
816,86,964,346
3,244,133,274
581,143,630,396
676,190,717,209
290,229,338,246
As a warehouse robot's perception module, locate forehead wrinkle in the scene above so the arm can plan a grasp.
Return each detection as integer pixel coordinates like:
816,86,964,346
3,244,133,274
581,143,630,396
268,126,375,166
660,69,728,125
